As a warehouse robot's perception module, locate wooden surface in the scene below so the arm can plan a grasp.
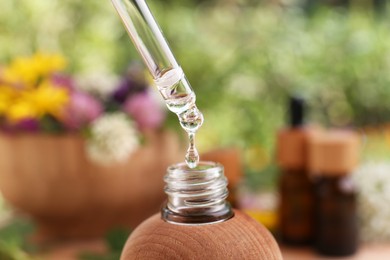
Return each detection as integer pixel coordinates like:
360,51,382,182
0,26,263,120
121,210,282,260
281,244,390,260
30,238,390,260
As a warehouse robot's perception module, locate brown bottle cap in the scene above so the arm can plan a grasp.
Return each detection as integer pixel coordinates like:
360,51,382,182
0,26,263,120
276,127,320,170
308,130,360,176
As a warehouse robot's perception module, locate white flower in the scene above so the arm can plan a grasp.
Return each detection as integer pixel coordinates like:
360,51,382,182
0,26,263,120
353,162,390,242
87,112,139,165
76,72,119,99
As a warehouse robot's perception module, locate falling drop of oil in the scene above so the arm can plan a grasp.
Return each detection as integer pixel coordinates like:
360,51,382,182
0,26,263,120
185,132,199,169
179,106,203,168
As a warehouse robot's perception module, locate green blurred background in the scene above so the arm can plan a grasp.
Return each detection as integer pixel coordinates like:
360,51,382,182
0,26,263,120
2,0,390,258
2,0,390,183
0,0,390,187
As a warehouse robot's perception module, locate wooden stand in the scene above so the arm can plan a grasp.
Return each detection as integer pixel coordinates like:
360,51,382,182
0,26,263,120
121,210,282,260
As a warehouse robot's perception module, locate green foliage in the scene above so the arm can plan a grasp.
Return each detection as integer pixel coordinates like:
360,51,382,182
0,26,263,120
151,3,390,152
104,228,130,252
2,1,390,166
78,252,121,260
0,0,132,73
0,219,36,260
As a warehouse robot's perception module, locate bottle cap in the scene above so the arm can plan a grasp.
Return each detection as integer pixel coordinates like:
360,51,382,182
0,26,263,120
276,95,312,170
308,130,360,176
277,129,307,170
290,96,305,127
276,127,320,170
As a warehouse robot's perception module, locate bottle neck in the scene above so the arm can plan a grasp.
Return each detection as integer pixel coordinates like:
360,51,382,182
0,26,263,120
162,161,234,225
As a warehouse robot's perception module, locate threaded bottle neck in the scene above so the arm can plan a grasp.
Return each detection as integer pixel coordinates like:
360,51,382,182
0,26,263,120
162,161,234,225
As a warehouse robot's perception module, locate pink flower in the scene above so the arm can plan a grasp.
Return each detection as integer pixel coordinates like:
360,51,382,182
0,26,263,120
51,73,75,91
63,91,103,130
123,90,166,130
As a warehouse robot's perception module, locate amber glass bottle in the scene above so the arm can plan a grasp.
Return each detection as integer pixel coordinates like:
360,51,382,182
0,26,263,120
308,130,360,256
277,97,315,245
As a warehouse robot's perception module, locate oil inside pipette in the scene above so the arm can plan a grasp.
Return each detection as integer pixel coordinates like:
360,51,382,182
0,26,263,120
154,67,203,169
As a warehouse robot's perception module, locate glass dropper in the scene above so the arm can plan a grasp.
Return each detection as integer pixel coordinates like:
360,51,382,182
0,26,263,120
111,0,203,169
111,0,233,224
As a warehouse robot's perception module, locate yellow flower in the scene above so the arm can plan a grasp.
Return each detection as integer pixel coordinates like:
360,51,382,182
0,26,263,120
0,86,15,115
1,53,69,124
26,81,69,118
7,101,38,122
1,53,67,86
32,52,67,77
2,81,69,122
2,57,37,85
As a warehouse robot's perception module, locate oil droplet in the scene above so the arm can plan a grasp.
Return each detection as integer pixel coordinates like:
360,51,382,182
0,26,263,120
179,106,204,133
185,133,199,168
180,106,203,168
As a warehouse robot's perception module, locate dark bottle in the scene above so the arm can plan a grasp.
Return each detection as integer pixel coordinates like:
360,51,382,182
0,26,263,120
308,130,360,256
277,96,316,245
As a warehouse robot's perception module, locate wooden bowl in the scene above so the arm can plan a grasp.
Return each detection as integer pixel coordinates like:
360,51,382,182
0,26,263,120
0,131,182,238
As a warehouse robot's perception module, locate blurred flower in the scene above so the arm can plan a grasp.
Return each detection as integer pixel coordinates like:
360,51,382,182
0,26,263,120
87,112,139,165
353,162,390,242
32,52,67,77
112,79,134,104
3,81,69,123
7,100,38,122
0,53,70,124
123,89,166,130
14,118,40,132
0,52,167,165
76,72,119,99
62,91,103,130
111,63,147,104
51,73,75,91
0,85,14,114
237,188,279,231
23,81,69,118
2,53,67,86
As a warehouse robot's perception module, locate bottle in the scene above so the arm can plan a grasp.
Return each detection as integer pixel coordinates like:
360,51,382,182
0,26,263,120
277,96,315,245
121,162,283,260
308,130,360,256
